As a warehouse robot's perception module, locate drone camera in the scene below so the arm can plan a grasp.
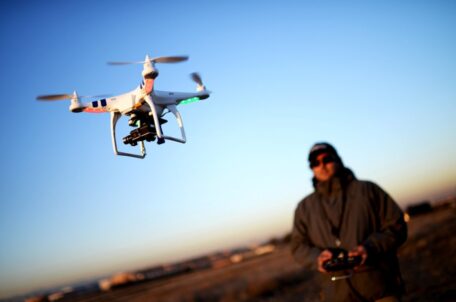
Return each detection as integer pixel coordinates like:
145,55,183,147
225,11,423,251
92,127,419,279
123,124,157,146
123,112,168,146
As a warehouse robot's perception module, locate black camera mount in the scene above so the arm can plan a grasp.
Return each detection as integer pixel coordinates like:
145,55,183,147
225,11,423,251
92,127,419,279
123,111,167,146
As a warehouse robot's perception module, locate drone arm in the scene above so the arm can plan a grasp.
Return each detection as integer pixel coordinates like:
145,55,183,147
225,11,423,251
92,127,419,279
162,105,186,144
110,112,146,159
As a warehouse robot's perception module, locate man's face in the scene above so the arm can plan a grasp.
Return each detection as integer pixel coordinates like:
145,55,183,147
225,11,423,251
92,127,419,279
311,152,339,182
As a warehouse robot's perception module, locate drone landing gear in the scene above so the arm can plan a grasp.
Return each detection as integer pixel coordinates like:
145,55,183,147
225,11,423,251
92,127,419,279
144,96,187,144
111,112,147,159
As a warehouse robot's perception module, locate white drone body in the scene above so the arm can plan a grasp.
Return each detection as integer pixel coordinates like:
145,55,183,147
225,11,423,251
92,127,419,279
38,55,211,159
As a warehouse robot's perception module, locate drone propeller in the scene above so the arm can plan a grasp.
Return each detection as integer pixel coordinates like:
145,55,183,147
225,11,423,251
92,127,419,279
190,72,207,92
37,93,109,101
190,72,203,86
107,55,188,66
153,56,188,63
107,61,143,66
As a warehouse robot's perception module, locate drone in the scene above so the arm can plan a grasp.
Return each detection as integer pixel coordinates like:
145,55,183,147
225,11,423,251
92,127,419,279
37,55,211,158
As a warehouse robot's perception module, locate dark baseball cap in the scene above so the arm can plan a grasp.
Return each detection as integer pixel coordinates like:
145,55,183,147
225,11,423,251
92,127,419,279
308,142,341,162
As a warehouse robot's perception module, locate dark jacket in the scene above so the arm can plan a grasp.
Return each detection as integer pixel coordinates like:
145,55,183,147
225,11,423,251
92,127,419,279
291,168,407,301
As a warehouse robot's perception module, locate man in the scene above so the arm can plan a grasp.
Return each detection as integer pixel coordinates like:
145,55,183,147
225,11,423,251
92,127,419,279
291,142,407,302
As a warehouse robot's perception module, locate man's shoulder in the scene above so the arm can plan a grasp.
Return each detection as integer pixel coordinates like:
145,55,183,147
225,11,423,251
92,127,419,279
296,191,320,210
350,178,383,190
348,178,388,198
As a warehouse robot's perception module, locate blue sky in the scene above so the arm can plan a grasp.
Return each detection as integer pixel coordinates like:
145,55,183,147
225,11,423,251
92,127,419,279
1,0,455,298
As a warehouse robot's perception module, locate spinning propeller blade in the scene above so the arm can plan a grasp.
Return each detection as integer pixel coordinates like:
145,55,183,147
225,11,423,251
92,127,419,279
37,94,73,101
107,55,188,66
107,61,144,65
37,94,109,101
152,56,188,63
190,72,203,86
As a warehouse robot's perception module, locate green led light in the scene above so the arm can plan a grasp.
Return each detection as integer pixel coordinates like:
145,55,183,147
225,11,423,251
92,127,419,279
180,97,200,105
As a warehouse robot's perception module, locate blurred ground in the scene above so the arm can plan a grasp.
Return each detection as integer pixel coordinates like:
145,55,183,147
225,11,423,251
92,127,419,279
44,207,456,302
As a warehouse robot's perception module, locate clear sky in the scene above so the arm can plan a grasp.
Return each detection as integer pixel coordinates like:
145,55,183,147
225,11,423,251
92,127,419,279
1,0,455,298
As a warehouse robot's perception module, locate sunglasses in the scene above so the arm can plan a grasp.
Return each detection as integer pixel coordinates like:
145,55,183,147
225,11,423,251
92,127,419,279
310,155,335,168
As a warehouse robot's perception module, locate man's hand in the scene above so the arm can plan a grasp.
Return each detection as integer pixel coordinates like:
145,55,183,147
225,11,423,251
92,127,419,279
317,249,333,273
349,245,368,269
